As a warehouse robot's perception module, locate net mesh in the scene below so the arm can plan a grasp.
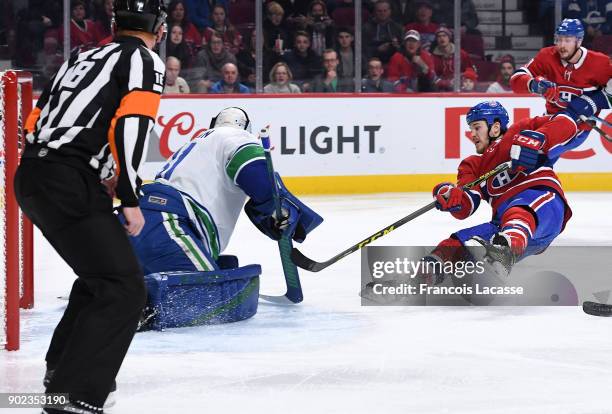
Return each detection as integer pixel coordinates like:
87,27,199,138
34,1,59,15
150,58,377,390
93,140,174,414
0,72,7,346
17,82,23,303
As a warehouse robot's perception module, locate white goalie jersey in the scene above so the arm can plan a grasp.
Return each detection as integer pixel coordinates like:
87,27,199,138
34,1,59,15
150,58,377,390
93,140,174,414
154,126,265,255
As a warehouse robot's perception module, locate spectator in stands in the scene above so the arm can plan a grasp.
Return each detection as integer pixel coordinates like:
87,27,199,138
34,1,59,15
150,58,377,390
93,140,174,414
56,0,101,50
168,0,202,55
264,2,292,58
236,29,257,89
361,57,394,92
203,4,243,55
192,32,238,93
431,26,473,91
363,0,404,64
164,56,191,94
311,49,354,92
209,62,251,93
15,0,62,68
276,0,312,28
582,10,609,47
167,24,193,69
432,0,480,34
264,62,302,93
335,27,355,79
92,0,113,40
184,0,228,31
387,30,435,92
388,0,413,25
282,31,322,91
297,0,336,56
564,0,611,34
228,0,255,26
486,55,515,93
460,67,477,92
404,1,438,49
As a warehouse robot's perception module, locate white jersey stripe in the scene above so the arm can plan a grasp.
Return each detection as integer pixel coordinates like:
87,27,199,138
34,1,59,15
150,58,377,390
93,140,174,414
57,51,122,127
128,49,144,90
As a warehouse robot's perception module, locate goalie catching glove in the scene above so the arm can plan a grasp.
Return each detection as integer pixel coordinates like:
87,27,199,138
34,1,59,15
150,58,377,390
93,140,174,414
244,173,323,242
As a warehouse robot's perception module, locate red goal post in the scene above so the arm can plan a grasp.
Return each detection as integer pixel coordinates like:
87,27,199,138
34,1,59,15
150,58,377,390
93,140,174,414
1,70,34,351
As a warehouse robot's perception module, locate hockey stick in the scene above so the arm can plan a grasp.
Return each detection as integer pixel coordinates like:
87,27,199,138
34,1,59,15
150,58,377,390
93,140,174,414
581,115,612,143
587,114,612,128
259,127,303,304
291,162,511,272
558,98,612,143
582,301,612,317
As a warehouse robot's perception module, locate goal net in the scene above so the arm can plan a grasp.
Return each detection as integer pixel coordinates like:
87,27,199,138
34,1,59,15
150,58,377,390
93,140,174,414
0,70,34,351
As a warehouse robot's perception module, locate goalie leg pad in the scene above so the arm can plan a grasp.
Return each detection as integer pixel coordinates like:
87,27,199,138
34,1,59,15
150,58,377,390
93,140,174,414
141,262,262,331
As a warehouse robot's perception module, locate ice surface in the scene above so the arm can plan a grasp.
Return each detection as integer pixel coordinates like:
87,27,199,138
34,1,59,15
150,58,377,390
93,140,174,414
2,193,612,414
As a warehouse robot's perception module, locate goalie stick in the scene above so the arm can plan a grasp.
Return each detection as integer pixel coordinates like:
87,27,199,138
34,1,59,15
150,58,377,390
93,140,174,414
291,162,511,272
582,301,612,317
259,127,304,304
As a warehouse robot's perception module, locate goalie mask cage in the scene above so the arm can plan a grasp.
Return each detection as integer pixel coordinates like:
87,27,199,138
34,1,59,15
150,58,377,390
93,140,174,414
0,71,34,351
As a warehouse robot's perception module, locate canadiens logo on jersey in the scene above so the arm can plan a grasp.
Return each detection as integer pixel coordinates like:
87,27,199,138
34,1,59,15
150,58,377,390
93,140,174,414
487,169,521,195
554,85,583,108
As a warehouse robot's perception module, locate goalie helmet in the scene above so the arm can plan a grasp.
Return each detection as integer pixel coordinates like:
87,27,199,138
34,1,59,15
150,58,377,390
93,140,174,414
113,0,168,34
209,107,252,133
466,101,509,133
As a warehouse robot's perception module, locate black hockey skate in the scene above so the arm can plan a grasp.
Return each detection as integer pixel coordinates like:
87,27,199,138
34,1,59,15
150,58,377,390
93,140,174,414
41,399,103,414
465,233,517,278
44,370,116,409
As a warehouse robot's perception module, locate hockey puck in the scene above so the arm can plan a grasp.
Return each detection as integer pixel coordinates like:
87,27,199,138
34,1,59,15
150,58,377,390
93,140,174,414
582,301,612,317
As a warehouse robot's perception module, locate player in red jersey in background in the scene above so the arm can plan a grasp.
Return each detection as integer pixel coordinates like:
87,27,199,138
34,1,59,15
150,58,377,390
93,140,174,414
510,19,611,145
426,101,578,279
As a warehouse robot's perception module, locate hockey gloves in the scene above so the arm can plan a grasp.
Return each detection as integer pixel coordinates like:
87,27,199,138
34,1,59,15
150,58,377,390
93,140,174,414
244,197,300,241
245,173,324,243
433,182,465,212
563,90,611,122
510,130,545,173
529,76,559,102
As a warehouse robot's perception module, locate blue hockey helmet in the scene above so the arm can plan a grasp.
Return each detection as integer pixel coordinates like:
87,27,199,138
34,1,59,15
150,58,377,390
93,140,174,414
466,101,510,133
555,18,584,39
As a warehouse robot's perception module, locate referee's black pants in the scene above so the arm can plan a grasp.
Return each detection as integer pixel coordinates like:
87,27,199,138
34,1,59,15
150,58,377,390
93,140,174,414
14,157,146,408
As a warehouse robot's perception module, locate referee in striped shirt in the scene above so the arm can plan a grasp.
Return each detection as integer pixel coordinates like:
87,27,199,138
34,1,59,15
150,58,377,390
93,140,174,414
15,1,167,412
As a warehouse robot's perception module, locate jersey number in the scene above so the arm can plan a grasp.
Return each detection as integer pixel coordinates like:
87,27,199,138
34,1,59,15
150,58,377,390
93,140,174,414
61,61,95,89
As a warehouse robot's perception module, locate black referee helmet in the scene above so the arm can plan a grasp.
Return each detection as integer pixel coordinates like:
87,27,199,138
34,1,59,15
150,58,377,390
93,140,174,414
113,0,168,34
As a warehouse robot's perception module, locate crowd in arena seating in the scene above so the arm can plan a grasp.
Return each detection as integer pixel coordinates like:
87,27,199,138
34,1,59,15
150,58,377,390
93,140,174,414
8,0,612,94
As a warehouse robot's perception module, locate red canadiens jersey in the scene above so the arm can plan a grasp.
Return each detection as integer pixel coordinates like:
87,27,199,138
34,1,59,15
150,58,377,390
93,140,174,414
457,116,573,229
510,46,612,114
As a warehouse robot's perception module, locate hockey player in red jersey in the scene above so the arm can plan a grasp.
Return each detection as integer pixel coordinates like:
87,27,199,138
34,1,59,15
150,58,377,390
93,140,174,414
510,19,611,142
426,101,575,278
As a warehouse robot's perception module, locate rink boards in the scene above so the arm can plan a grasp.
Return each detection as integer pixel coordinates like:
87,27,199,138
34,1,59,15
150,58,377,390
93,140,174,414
141,94,612,194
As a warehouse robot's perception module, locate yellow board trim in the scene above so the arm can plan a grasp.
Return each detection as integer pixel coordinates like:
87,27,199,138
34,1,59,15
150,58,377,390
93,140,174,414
283,173,612,195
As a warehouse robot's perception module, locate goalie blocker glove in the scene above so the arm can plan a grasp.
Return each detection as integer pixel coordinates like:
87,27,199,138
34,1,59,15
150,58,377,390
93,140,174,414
244,173,323,243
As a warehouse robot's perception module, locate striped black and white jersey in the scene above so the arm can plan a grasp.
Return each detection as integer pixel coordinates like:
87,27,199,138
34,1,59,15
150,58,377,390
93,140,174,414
24,36,165,207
